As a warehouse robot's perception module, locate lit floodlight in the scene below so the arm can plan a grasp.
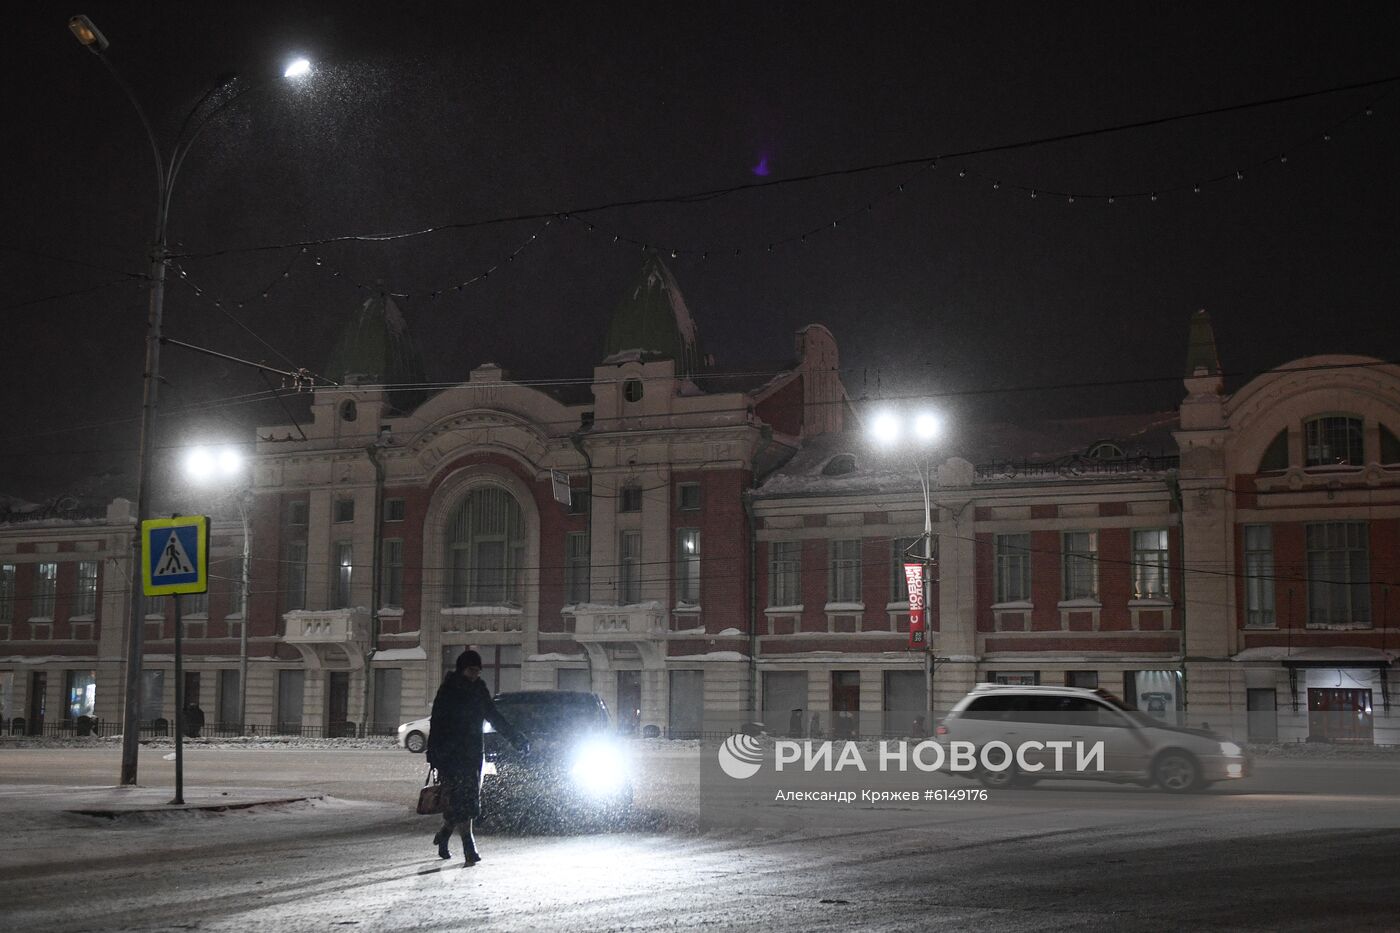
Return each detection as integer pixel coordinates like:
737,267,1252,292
186,446,217,481
284,58,312,79
871,411,901,445
913,411,942,444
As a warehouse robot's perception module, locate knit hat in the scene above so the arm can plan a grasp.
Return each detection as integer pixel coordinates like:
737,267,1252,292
456,649,484,672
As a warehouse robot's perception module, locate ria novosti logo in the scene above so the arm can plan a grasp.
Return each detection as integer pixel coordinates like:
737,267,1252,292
717,733,766,779
715,735,1107,780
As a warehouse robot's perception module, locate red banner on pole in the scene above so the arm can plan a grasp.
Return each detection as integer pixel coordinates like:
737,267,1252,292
904,562,926,649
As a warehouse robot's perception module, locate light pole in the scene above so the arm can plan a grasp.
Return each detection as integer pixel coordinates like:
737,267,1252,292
68,16,311,783
871,408,944,731
186,446,252,734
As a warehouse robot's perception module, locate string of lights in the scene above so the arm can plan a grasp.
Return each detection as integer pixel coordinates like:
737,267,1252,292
163,74,1400,264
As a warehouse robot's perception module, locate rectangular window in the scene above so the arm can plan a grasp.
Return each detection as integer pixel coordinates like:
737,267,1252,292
676,529,701,605
1062,531,1098,601
992,671,1039,686
285,541,307,611
72,561,99,616
183,589,208,616
33,563,58,618
995,533,1032,603
678,483,701,511
829,539,862,603
1132,529,1170,599
382,539,403,608
890,536,922,602
383,498,405,522
334,542,353,609
1066,670,1099,689
568,488,591,515
619,531,642,604
1243,525,1275,628
1306,522,1370,626
768,541,801,607
564,531,590,604
619,485,643,513
334,499,355,523
287,499,308,526
1305,416,1363,467
2,563,17,623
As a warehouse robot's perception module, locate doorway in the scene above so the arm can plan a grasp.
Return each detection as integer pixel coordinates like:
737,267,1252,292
327,671,350,737
1307,688,1373,743
831,671,860,738
28,671,46,735
616,671,641,734
1246,688,1277,743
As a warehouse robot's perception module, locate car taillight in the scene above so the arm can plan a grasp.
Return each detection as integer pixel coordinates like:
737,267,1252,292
935,724,948,736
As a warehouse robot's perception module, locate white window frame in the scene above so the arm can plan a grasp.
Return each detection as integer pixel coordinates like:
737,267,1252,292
1243,524,1275,628
1061,531,1098,602
994,533,1031,603
1131,529,1170,599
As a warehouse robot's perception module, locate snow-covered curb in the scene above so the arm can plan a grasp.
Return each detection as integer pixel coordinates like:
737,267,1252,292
1246,742,1400,758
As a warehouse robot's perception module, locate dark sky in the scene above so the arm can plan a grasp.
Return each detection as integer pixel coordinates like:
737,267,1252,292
4,1,1399,502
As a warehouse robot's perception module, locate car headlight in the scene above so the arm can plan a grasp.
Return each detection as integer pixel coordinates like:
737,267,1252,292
569,739,628,797
1220,741,1243,757
483,721,495,733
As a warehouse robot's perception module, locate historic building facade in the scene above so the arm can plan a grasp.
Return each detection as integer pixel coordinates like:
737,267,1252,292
4,297,1397,745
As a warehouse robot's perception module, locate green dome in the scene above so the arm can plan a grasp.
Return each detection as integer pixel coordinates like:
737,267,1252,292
603,255,704,377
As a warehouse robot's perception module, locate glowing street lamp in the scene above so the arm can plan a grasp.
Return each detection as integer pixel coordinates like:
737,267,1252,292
185,445,252,736
869,407,948,725
69,16,311,784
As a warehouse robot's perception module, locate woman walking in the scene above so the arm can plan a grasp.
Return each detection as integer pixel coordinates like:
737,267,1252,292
427,649,529,864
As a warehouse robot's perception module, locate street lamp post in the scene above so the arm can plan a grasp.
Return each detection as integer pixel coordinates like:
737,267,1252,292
69,16,309,783
871,409,944,730
186,446,252,734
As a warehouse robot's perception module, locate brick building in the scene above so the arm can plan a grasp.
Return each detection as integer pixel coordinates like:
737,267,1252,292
4,292,1397,745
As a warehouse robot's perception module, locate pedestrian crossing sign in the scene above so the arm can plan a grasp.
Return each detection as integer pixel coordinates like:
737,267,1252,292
142,516,210,596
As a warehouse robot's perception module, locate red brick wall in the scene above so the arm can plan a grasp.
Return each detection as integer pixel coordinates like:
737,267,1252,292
754,375,804,437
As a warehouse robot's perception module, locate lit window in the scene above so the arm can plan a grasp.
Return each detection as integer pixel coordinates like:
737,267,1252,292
334,542,353,609
1132,530,1169,599
676,529,701,605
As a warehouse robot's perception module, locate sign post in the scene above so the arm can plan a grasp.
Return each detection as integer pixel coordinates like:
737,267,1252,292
141,516,209,806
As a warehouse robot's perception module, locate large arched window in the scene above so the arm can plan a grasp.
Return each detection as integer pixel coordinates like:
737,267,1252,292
447,487,525,607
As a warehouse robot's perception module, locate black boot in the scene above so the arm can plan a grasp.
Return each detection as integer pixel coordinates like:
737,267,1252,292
461,827,481,864
434,826,451,860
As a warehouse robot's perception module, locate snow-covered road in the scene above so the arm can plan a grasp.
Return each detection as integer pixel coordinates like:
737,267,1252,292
3,746,1400,931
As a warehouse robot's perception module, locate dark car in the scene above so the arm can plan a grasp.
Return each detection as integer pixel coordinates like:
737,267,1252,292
481,690,633,821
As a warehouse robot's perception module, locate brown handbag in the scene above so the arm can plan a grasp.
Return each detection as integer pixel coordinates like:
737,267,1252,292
417,768,446,815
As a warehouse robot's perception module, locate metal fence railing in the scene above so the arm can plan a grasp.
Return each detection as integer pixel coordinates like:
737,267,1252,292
1,718,400,740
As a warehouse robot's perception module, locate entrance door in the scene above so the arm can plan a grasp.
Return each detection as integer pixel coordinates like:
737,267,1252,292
616,671,641,734
668,670,704,738
277,670,305,734
1308,688,1373,743
28,671,46,735
831,671,860,738
327,671,350,737
1247,688,1277,743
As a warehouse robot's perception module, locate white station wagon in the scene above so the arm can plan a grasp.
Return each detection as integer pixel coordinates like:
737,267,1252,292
938,684,1249,792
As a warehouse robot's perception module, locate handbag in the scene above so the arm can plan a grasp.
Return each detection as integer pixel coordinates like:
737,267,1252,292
416,767,447,815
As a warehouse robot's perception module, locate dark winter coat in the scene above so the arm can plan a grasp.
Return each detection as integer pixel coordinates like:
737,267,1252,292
426,673,525,821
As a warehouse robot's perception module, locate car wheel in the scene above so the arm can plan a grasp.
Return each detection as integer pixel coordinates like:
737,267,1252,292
405,731,426,754
978,766,1017,789
1153,751,1203,793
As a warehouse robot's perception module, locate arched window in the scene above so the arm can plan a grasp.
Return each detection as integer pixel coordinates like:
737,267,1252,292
446,487,525,607
1304,415,1363,467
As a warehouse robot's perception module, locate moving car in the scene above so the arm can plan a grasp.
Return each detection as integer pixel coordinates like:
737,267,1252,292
482,690,633,820
397,715,430,754
938,684,1249,792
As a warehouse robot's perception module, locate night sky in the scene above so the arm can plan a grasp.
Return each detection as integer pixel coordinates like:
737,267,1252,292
4,1,1399,502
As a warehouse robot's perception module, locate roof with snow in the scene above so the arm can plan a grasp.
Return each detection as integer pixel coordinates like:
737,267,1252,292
755,411,1180,498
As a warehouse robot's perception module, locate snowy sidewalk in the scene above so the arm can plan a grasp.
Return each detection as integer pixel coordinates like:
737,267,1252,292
0,782,321,817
